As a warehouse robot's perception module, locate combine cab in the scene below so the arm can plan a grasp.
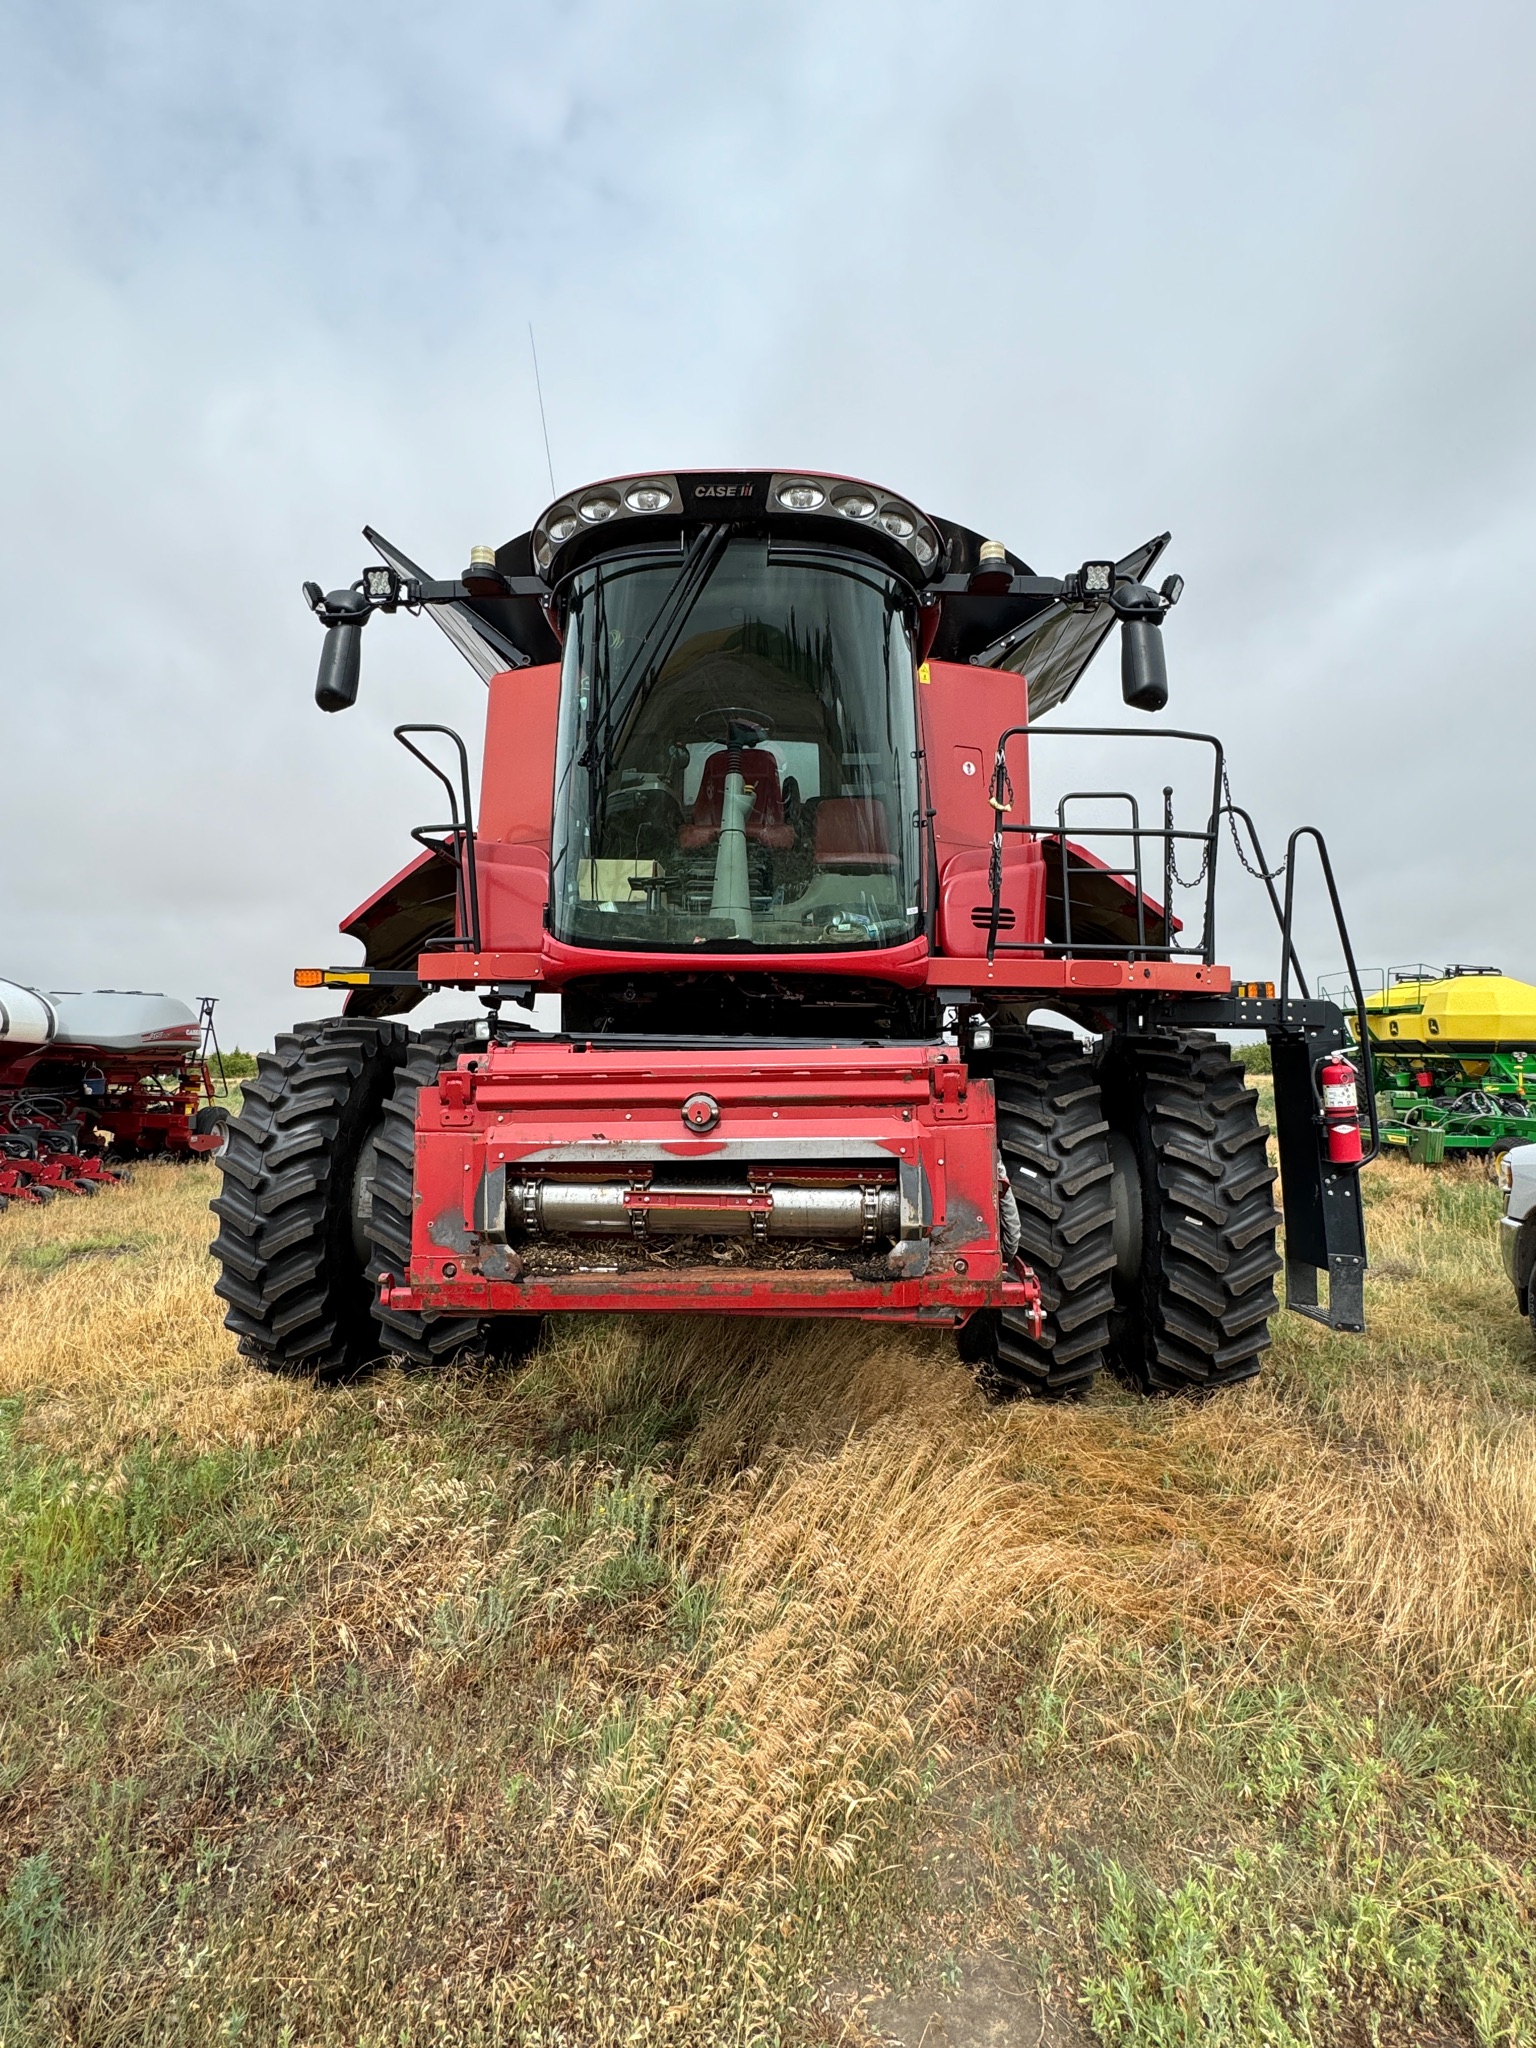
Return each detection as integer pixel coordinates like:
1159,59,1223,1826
213,470,1374,1391
0,982,228,1204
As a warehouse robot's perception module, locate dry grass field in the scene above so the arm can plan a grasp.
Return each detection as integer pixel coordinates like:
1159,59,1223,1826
3,1096,1536,2045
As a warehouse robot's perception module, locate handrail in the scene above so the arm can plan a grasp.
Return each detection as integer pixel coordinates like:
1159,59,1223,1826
984,725,1225,965
1278,825,1380,1165
1220,803,1309,998
394,724,482,953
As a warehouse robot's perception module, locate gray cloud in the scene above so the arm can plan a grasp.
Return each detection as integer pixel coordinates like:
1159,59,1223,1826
3,0,1533,1043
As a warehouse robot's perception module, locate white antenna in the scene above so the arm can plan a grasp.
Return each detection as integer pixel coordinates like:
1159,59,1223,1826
528,323,556,500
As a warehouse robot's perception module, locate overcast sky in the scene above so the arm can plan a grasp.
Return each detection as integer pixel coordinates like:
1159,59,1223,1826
3,1,1532,1046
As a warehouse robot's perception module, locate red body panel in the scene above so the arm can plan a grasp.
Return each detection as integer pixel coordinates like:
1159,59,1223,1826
926,957,1228,993
416,934,934,988
917,657,1031,874
340,849,439,936
479,664,560,847
476,842,549,953
414,937,1231,996
1038,833,1183,939
937,845,1048,958
380,1040,1014,1322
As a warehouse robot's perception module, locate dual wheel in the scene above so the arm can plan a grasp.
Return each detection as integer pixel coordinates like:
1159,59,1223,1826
211,1017,1277,1397
961,1026,1281,1399
210,1019,543,1380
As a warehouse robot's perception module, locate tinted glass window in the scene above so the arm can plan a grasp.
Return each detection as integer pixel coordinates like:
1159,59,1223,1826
549,538,920,951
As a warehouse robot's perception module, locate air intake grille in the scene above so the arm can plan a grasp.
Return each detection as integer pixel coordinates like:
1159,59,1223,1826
971,905,1016,931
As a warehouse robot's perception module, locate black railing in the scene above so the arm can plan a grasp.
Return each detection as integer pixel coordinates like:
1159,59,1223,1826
394,724,482,953
1185,797,1380,1167
984,726,1224,964
1277,826,1380,1164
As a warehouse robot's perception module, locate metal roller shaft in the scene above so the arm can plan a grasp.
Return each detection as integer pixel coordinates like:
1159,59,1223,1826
510,1179,900,1241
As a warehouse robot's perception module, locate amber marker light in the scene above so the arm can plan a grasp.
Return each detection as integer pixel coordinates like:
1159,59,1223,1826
294,969,324,987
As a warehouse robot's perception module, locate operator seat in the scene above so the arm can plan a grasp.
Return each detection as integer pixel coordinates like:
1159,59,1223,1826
812,796,898,869
677,747,795,851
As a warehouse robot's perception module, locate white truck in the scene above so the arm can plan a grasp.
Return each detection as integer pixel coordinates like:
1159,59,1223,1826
1498,1144,1536,1339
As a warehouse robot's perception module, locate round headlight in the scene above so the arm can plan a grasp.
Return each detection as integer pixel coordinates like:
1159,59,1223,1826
879,504,916,540
546,509,579,543
625,482,672,513
579,491,620,523
777,481,826,511
533,536,554,570
913,532,938,567
831,489,876,520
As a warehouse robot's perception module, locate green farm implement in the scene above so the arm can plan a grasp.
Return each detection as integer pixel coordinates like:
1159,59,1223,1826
1330,965,1536,1166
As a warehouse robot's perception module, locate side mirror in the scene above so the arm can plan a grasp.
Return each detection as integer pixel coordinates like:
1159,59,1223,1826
1110,580,1171,713
1120,616,1167,712
305,584,370,712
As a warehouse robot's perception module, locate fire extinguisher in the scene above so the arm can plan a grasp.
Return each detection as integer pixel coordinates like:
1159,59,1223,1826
1318,1051,1363,1166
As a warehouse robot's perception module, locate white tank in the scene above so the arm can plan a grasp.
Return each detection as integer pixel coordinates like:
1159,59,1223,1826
46,991,201,1055
0,979,59,1050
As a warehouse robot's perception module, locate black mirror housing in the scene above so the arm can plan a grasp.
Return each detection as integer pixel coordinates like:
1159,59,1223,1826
1108,578,1171,713
1120,616,1167,712
311,585,370,712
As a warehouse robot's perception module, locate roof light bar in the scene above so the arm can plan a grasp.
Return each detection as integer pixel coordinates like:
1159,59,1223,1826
531,471,943,579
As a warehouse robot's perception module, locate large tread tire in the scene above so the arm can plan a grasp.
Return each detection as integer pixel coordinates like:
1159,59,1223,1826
368,1025,544,1369
960,1027,1116,1398
1100,1031,1281,1393
210,1019,411,1378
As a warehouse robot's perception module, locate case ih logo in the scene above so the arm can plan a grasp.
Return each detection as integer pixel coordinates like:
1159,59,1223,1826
692,482,755,499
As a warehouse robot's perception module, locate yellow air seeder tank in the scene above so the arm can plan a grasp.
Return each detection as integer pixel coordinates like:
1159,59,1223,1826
1362,970,1536,1054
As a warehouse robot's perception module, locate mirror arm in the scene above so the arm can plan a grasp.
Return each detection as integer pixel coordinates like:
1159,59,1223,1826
303,567,553,713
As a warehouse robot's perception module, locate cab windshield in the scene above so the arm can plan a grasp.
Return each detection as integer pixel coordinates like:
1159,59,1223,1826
549,535,921,951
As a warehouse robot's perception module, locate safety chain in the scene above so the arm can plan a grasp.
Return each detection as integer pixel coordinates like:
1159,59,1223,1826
1220,770,1287,881
987,756,1015,905
1169,769,1286,889
1166,826,1210,892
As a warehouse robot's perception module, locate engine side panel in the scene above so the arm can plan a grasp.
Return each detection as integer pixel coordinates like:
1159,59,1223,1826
476,843,549,953
917,657,1049,956
479,662,561,847
917,658,1030,877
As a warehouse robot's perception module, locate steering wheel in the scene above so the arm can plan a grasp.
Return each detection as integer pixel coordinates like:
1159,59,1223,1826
693,707,774,748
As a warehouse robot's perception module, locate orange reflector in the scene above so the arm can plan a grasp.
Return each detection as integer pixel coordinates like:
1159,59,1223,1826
1235,980,1276,1000
294,969,324,988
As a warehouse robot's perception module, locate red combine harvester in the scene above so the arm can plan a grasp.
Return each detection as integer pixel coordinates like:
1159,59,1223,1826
0,982,228,1205
212,470,1374,1392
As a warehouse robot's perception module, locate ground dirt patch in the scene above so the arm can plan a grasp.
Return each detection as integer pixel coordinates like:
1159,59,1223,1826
2,1135,1536,2045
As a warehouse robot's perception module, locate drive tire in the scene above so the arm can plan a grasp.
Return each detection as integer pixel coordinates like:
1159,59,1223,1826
1099,1031,1281,1393
959,1026,1116,1398
210,1019,411,1378
368,1026,545,1369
